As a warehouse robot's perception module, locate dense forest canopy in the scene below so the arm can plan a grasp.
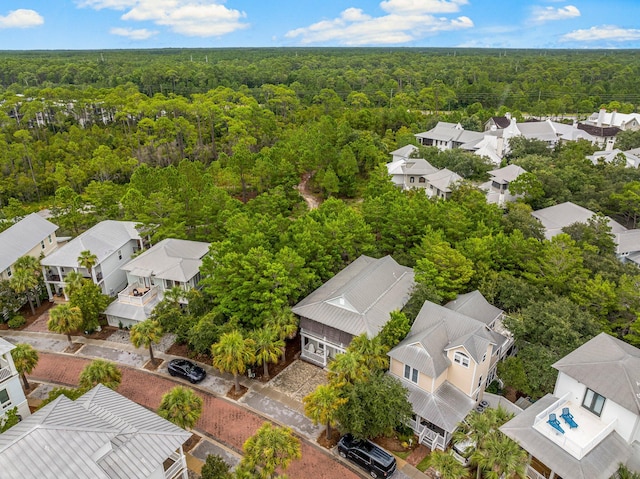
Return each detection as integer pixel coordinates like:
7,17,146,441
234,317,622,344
3,48,640,398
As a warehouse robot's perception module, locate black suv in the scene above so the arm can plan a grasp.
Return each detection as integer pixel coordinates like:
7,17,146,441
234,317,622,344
337,434,397,478
167,359,206,383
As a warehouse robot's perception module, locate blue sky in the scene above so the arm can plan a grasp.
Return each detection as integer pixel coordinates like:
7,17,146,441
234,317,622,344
1,0,639,50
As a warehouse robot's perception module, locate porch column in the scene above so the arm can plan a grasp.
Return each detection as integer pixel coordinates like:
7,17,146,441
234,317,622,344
42,266,53,300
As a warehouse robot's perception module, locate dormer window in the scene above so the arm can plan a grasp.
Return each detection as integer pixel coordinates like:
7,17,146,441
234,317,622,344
453,351,470,368
404,365,418,384
481,353,486,362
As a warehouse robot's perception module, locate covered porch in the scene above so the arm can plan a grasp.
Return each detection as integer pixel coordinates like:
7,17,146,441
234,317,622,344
300,332,346,368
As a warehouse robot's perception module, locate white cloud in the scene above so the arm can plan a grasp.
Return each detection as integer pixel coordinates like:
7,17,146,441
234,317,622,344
77,0,248,37
0,9,44,29
380,0,468,14
110,26,158,39
285,1,473,45
561,25,640,42
531,5,580,22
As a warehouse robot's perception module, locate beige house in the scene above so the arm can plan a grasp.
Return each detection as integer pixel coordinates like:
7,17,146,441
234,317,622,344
388,295,509,451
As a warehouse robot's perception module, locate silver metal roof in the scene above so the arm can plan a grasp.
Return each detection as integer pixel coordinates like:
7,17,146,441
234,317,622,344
500,394,632,479
41,221,141,268
389,144,419,158
425,169,463,193
0,384,190,479
292,255,415,338
0,213,58,272
615,229,640,255
531,202,627,240
104,298,159,322
553,333,640,415
445,290,503,326
0,337,16,356
487,164,527,184
121,238,209,283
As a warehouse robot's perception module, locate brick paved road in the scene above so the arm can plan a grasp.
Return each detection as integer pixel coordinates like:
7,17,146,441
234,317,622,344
31,352,362,479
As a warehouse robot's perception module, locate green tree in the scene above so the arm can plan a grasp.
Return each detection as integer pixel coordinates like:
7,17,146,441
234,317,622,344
471,432,527,479
69,280,110,332
238,422,301,479
327,350,370,385
303,383,348,440
10,255,41,315
158,386,203,430
266,308,298,364
497,357,528,395
427,450,469,479
211,330,255,393
78,359,122,390
77,250,97,278
200,454,232,479
250,327,284,380
11,343,38,391
47,304,83,345
130,319,163,362
63,270,86,298
347,334,389,372
0,407,20,433
378,311,411,350
335,372,412,440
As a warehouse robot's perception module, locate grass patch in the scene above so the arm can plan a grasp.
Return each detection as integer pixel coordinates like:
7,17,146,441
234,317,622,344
416,455,430,472
394,450,411,460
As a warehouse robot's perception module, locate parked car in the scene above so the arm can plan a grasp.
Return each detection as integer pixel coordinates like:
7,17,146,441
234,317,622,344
337,434,397,478
451,435,476,466
167,359,206,383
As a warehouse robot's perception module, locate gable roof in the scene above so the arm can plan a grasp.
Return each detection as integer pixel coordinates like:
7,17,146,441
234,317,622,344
615,229,640,255
577,123,621,138
550,121,596,142
402,158,439,176
444,290,503,326
425,168,463,193
487,164,527,184
41,221,141,268
388,300,498,378
586,110,640,129
552,333,640,415
0,384,190,479
0,213,58,272
500,394,632,479
292,255,414,338
122,238,209,283
0,337,16,356
415,122,484,145
389,144,419,159
587,149,640,169
531,201,627,240
487,116,512,129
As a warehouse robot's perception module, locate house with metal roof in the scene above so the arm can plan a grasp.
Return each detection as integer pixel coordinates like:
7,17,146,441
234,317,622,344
41,221,144,300
415,122,485,151
587,148,640,169
0,337,30,422
0,383,191,479
424,168,463,200
480,164,527,206
386,157,439,191
104,238,210,327
584,109,640,132
0,213,59,282
387,296,509,451
389,144,419,163
500,333,640,479
292,255,414,368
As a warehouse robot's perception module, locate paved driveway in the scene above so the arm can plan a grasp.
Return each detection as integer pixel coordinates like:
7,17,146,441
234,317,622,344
30,352,362,479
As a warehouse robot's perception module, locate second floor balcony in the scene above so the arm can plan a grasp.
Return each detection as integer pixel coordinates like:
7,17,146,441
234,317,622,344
117,284,158,306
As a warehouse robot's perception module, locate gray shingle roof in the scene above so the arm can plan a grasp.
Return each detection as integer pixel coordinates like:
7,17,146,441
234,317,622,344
121,238,209,283
0,384,190,479
41,221,141,268
292,255,414,338
552,333,640,414
531,202,627,240
0,213,58,272
500,394,632,479
444,290,503,326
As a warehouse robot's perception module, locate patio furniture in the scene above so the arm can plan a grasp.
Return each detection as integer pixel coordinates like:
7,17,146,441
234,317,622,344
561,407,578,429
547,413,565,434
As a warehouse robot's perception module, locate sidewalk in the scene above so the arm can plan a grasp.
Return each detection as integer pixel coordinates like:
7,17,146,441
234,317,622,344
1,328,427,478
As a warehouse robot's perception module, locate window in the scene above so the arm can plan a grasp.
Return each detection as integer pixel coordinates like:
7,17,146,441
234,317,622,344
453,352,470,368
5,268,11,278
419,177,426,183
478,375,483,388
404,364,419,383
118,250,122,260
481,353,486,362
409,177,415,183
48,234,52,244
0,389,10,409
41,240,45,249
582,388,606,416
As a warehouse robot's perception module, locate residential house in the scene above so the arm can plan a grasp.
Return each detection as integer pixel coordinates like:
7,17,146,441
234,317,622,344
389,144,420,163
386,157,439,190
480,164,527,206
104,238,210,328
484,114,513,131
41,221,144,300
387,295,509,451
577,123,620,151
615,229,640,267
0,213,59,282
0,384,190,479
531,201,627,241
424,168,463,200
500,333,640,479
584,109,640,131
0,338,30,422
415,122,485,151
587,148,640,168
292,255,414,368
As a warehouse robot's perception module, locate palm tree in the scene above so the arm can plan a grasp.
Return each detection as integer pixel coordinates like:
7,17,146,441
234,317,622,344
303,383,348,440
427,450,469,479
77,250,97,278
158,386,203,430
130,319,163,362
327,350,369,385
11,343,39,391
47,304,83,346
251,327,283,379
239,422,301,479
471,433,527,479
163,285,185,307
79,359,122,390
10,255,42,315
64,270,85,298
211,330,255,393
266,308,298,364
347,334,389,372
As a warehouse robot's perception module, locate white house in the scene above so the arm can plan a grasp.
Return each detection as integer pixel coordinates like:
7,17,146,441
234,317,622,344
501,333,640,479
480,164,527,206
386,157,439,190
0,213,59,282
104,238,210,327
584,109,640,131
0,384,190,479
292,255,414,368
587,148,640,168
41,221,144,300
0,338,30,422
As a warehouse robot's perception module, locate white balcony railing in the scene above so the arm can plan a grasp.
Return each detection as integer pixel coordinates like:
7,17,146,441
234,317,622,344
164,451,187,479
0,366,13,383
527,465,547,479
117,285,158,306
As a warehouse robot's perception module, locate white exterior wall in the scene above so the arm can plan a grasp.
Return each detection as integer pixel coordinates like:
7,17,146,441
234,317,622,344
1,348,30,420
554,372,640,444
100,240,139,296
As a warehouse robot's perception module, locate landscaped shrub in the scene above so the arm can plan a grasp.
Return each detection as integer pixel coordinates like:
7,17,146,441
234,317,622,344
7,315,26,329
